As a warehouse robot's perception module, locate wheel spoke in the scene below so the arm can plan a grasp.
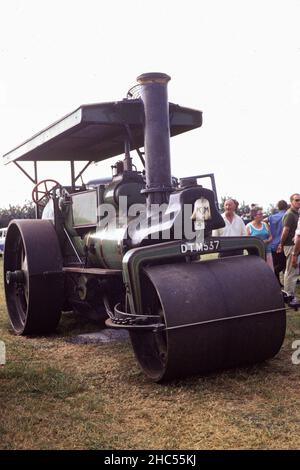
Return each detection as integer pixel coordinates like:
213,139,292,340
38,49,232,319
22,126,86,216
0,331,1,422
32,179,61,207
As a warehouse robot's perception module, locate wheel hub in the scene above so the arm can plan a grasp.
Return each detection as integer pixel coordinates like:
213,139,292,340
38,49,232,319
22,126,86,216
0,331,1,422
6,270,25,286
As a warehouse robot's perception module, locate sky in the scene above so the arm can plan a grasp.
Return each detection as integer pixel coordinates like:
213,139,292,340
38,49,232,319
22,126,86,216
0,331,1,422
0,0,299,210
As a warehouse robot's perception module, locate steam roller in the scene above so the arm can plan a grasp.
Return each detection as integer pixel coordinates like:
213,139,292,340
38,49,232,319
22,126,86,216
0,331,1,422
2,72,286,382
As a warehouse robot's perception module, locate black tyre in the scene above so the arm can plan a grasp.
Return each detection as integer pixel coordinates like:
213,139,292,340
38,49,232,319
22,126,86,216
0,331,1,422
4,220,63,335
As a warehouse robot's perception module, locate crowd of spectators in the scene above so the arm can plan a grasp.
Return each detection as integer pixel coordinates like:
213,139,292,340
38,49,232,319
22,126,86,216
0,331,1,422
215,195,300,306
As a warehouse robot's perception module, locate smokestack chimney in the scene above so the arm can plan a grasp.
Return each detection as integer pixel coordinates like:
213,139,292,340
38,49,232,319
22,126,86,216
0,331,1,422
137,73,173,209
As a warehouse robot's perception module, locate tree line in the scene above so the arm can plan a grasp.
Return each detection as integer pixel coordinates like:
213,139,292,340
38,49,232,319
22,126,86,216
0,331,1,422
0,201,35,228
0,197,277,229
219,196,276,216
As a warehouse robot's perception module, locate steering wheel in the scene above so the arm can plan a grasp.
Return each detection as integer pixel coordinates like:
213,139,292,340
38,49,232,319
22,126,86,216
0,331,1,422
32,179,62,206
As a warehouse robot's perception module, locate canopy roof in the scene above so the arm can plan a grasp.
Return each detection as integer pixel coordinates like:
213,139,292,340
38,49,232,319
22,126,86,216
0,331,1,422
3,100,202,165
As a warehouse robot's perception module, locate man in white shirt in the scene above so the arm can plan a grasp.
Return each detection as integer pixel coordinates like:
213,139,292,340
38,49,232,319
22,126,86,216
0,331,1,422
212,199,247,257
212,199,247,237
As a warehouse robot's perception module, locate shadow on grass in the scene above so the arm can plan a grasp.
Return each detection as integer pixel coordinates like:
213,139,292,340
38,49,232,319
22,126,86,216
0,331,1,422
57,311,106,337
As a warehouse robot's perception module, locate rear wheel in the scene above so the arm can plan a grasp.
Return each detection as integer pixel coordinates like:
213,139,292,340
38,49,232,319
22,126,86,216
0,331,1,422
4,220,63,335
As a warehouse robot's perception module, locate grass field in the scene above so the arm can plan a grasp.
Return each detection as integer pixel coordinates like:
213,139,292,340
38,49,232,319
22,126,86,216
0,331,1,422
0,257,300,450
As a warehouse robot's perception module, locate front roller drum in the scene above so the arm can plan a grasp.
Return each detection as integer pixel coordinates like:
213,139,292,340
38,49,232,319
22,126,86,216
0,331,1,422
130,255,286,382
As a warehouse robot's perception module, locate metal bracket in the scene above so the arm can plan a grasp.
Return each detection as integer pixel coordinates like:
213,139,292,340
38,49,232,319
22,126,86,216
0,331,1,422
13,161,37,184
122,236,265,315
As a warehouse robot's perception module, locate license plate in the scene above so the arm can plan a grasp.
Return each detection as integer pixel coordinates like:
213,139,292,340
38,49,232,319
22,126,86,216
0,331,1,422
180,239,221,254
